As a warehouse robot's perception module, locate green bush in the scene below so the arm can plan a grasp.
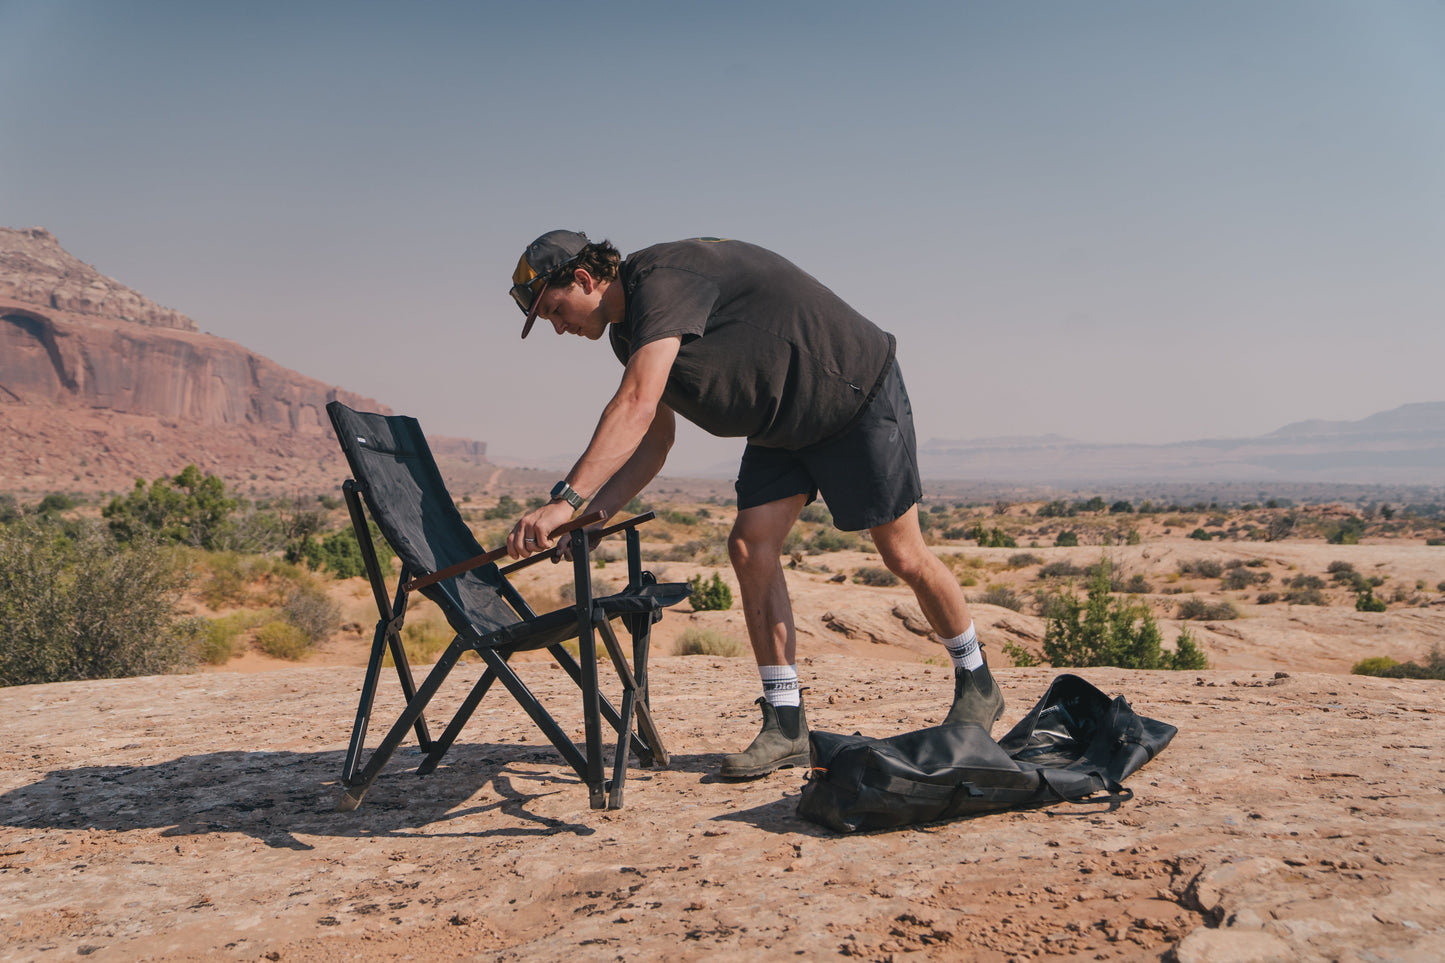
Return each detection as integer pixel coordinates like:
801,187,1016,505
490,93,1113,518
1379,647,1445,680
1256,591,1280,604
1176,598,1239,621
199,610,272,665
0,517,201,685
1355,588,1388,612
1037,560,1085,579
853,566,900,587
1351,656,1398,676
978,584,1024,611
1007,552,1043,569
1167,629,1210,670
1054,531,1079,547
1179,559,1224,579
809,528,861,553
1040,560,1204,670
674,627,746,657
1284,587,1328,606
687,572,733,611
1188,528,1213,541
1001,640,1039,667
288,522,393,579
254,621,310,660
798,502,832,524
1120,574,1153,595
103,465,239,550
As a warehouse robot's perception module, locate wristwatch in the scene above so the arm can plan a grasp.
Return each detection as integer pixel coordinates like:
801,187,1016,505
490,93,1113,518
549,480,583,510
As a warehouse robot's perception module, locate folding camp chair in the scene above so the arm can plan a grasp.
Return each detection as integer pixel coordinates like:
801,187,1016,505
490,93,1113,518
325,401,689,811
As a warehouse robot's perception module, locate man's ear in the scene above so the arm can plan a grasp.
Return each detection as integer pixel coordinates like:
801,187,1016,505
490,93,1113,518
573,267,596,293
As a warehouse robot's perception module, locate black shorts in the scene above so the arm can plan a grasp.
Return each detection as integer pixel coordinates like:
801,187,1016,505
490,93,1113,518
735,360,922,532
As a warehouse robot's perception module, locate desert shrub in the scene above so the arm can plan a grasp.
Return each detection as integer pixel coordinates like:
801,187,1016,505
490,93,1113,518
1001,640,1039,667
663,537,729,565
810,528,861,553
1188,528,1213,541
199,551,250,607
386,616,455,666
1167,629,1210,670
1036,501,1075,518
1327,560,1357,578
1355,588,1388,612
978,584,1024,611
283,580,340,642
0,495,17,524
1041,562,1163,669
288,521,393,579
971,526,1018,548
1121,574,1152,595
1037,560,1085,579
103,465,240,550
1326,517,1367,545
1256,591,1280,604
853,566,900,587
1284,586,1328,606
1054,531,1079,547
1109,500,1134,514
687,572,733,611
660,509,699,526
1378,647,1445,680
255,621,310,660
1351,656,1398,676
483,494,522,520
1007,552,1043,569
1287,574,1325,590
1221,568,1266,591
0,517,202,686
674,627,745,657
199,610,272,664
798,502,832,524
1179,559,1223,579
37,493,76,514
1176,598,1239,621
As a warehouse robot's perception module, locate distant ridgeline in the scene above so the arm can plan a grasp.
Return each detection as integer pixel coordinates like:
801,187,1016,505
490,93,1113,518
0,227,484,494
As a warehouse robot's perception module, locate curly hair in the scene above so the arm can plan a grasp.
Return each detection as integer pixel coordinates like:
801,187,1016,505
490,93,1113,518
545,240,621,288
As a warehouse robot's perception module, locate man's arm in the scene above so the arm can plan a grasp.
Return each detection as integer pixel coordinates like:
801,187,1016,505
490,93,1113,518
506,336,681,558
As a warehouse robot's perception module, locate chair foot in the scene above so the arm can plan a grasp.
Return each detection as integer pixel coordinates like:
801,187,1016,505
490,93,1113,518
335,790,364,812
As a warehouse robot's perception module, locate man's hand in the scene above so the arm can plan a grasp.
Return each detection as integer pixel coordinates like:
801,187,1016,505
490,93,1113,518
506,499,576,559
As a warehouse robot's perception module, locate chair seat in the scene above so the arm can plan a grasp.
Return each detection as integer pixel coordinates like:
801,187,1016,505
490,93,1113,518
481,582,691,653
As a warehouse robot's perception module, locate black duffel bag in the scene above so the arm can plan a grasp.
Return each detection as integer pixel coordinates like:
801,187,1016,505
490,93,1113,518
797,674,1177,833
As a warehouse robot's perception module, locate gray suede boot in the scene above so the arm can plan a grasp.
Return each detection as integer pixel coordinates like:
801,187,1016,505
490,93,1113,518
944,662,1005,730
720,697,810,778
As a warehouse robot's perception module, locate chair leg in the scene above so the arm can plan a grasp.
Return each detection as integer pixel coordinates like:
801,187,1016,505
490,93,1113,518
336,638,464,812
342,617,392,785
415,663,501,776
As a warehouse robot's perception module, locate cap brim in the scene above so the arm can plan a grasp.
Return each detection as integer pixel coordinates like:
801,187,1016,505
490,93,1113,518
520,280,548,339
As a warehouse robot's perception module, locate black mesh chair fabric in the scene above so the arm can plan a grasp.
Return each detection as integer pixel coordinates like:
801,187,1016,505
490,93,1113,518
328,403,522,640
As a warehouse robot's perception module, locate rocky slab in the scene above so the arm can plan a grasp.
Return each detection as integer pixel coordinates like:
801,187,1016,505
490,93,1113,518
1,658,1441,961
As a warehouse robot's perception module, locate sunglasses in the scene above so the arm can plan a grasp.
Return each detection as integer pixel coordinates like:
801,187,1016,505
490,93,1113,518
509,255,583,315
509,274,547,314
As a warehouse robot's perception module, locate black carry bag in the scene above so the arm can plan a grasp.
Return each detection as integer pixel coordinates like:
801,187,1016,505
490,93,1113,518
797,674,1177,833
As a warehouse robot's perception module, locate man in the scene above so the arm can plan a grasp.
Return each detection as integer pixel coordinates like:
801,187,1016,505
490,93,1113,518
503,230,1003,778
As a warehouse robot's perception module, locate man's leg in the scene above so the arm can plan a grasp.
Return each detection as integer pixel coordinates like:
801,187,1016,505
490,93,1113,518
870,505,1005,729
719,494,811,777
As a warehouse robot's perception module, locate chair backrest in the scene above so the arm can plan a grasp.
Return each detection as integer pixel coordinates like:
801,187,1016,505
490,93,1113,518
327,401,520,635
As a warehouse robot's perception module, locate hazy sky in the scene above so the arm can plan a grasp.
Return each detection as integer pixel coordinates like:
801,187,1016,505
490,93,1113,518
3,1,1442,473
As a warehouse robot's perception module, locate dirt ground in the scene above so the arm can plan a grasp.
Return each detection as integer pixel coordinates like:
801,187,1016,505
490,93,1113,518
2,653,1443,962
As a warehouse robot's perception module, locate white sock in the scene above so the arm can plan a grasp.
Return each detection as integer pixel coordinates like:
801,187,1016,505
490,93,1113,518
943,622,984,672
760,664,801,707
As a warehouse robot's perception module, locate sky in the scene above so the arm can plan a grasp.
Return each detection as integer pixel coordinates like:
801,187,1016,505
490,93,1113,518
2,1,1442,474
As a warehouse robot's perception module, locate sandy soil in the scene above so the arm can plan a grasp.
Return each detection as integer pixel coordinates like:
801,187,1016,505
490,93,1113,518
2,653,1442,962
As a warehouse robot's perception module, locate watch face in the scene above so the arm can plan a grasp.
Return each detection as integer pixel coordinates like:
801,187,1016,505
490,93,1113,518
550,481,567,500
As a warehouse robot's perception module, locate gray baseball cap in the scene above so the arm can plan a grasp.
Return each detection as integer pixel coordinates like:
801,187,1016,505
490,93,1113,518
510,229,589,338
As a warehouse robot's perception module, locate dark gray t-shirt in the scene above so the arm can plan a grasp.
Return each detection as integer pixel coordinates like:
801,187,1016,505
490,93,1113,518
608,239,896,450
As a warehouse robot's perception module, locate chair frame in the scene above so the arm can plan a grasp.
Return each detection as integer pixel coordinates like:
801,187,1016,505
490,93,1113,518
336,478,671,812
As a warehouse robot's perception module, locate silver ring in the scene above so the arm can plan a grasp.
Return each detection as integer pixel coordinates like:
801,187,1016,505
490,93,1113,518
524,538,536,543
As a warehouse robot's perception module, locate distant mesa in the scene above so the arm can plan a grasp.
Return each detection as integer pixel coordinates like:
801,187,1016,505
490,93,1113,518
0,226,485,494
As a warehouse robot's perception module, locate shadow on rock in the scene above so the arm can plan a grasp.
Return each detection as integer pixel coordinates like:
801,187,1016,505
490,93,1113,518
0,743,599,849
